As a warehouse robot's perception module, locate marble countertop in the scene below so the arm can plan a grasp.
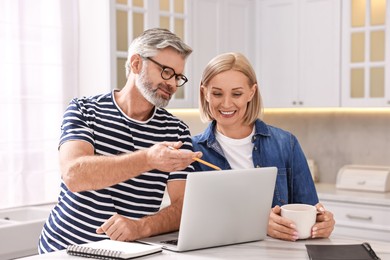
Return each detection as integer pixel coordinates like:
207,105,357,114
20,236,390,260
315,183,390,206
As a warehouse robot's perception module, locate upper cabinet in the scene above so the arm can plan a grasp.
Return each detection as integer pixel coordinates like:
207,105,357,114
113,0,193,108
341,0,390,107
172,0,255,108
108,0,388,108
112,0,255,109
257,0,341,108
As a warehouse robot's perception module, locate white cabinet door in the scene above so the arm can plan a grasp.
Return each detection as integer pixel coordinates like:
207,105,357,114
186,0,255,108
111,0,193,108
257,0,299,108
298,0,340,107
341,0,390,107
223,0,256,59
188,0,221,109
257,0,340,108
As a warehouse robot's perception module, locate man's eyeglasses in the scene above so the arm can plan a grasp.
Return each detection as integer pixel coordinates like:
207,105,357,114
143,56,188,87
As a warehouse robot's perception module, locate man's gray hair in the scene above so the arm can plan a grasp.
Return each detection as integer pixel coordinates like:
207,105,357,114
125,28,193,78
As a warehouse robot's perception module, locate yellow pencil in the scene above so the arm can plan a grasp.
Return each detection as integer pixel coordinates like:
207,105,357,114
192,157,222,171
167,146,221,171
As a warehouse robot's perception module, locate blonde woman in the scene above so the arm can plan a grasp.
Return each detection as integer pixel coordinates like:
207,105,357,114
192,52,335,241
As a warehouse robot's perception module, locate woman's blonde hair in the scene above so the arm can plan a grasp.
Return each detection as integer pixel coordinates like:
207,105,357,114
199,52,263,124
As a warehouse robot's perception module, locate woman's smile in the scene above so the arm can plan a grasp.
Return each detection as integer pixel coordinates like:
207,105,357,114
220,110,236,117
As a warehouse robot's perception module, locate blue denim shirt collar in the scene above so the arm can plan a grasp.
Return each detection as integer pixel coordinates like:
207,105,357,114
196,119,270,145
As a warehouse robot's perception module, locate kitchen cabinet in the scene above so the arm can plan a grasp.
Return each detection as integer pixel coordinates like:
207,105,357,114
316,183,390,242
111,0,194,108
257,0,340,108
102,0,389,109
105,0,255,109
341,0,390,107
176,0,256,108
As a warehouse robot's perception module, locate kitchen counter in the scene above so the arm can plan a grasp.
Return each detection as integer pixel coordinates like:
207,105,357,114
315,182,390,242
315,183,390,206
18,236,390,260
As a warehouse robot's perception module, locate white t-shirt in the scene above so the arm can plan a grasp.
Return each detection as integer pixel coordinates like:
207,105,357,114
215,127,255,169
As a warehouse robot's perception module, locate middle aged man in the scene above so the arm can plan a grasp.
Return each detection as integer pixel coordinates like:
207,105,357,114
38,28,201,253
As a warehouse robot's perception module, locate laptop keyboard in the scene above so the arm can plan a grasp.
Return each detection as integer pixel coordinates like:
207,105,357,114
161,239,178,246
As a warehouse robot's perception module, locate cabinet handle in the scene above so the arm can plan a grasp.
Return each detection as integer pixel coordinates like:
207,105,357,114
292,101,297,105
346,214,372,221
298,101,303,105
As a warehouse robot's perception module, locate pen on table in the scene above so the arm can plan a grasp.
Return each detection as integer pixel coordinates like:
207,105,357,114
167,146,222,171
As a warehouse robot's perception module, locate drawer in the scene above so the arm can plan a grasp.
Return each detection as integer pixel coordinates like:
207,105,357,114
322,200,390,241
323,201,390,231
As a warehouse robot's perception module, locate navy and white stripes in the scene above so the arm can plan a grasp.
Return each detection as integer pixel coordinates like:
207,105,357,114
38,91,194,253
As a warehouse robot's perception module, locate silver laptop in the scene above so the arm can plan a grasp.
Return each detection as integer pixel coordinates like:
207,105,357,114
138,167,277,252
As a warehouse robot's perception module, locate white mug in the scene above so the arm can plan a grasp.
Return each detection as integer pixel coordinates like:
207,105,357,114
280,203,317,239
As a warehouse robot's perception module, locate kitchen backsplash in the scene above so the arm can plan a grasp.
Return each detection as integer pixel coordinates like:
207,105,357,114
169,109,390,184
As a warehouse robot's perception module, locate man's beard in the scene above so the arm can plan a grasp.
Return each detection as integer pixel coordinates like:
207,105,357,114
135,67,172,108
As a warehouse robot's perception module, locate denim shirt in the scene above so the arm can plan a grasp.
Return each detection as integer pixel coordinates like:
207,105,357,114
191,119,319,207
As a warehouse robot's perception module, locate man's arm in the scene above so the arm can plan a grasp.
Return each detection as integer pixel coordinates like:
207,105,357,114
60,140,199,192
142,179,186,235
96,179,186,241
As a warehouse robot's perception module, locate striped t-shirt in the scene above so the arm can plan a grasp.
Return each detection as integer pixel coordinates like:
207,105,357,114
38,91,194,253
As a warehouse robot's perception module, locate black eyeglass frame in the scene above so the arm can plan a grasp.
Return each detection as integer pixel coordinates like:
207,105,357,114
143,56,188,87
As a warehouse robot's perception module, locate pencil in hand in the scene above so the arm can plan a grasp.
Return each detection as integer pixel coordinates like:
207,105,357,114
167,146,221,171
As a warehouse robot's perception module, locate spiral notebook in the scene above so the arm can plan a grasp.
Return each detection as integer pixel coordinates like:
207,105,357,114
66,239,162,259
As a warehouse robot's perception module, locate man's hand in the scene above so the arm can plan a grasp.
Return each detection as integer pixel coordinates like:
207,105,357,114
96,180,186,241
96,214,148,241
146,141,202,172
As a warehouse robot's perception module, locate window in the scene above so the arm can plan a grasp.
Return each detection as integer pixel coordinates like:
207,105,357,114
0,0,78,209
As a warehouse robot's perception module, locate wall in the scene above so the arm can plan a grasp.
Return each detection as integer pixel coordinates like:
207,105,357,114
169,109,390,184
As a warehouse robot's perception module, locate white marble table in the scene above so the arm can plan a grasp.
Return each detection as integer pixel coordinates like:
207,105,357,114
19,235,390,260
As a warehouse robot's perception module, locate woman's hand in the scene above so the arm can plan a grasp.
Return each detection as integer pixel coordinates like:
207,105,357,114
311,203,335,238
267,206,299,241
267,203,335,241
